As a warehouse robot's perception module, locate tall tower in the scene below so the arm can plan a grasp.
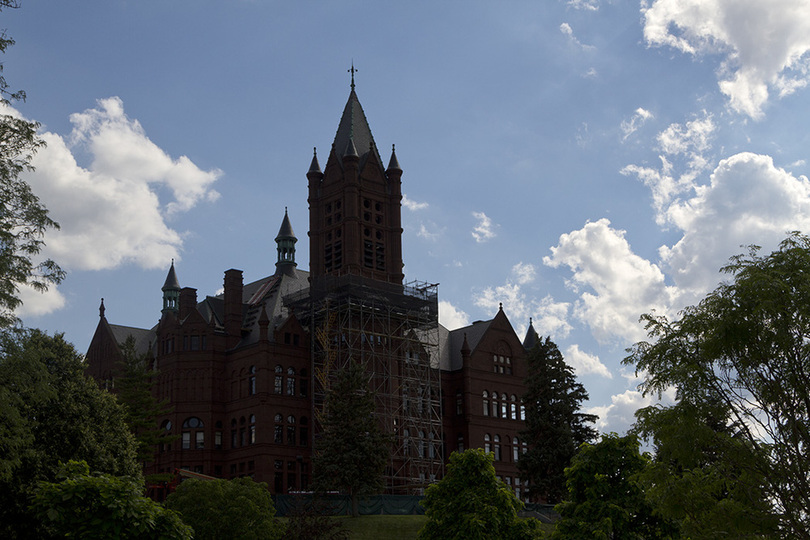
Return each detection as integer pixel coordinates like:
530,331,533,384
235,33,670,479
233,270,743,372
307,81,404,285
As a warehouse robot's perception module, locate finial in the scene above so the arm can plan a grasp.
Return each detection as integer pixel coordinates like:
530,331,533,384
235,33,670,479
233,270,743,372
499,302,503,311
99,298,105,319
349,62,358,90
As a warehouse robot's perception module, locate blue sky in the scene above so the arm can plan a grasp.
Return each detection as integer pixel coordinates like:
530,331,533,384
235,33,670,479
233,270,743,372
5,0,810,434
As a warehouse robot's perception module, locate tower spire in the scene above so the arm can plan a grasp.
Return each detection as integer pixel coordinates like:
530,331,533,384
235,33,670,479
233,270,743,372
275,208,298,276
161,260,181,314
349,62,357,91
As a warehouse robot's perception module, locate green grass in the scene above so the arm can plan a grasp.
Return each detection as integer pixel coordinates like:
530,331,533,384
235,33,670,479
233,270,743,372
335,515,428,539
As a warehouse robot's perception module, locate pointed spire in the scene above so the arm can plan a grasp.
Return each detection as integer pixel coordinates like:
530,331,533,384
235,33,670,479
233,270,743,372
308,147,321,174
344,137,358,159
523,317,539,350
162,261,181,314
332,81,381,167
99,298,105,319
275,208,298,275
349,62,357,91
387,144,402,172
461,332,471,357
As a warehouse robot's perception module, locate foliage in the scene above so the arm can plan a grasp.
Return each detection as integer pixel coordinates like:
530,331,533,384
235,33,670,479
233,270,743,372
0,0,64,328
419,448,541,540
518,336,597,503
553,433,677,540
165,477,284,540
633,400,778,539
284,496,349,540
312,361,391,517
625,233,810,537
31,460,191,539
117,336,174,462
0,328,139,539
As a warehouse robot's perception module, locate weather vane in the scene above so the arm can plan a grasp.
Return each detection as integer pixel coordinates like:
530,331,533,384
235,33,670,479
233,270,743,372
349,62,358,90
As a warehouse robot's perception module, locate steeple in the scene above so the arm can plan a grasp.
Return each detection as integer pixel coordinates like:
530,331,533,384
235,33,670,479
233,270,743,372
523,317,539,350
162,260,181,314
331,79,383,170
275,208,297,276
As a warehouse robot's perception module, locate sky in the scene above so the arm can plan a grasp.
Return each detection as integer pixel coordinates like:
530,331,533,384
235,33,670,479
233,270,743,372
5,0,810,435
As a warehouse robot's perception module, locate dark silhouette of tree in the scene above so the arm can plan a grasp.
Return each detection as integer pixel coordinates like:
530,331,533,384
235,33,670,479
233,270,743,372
518,337,597,503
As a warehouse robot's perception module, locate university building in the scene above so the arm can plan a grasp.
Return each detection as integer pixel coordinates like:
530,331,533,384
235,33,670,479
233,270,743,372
86,81,539,499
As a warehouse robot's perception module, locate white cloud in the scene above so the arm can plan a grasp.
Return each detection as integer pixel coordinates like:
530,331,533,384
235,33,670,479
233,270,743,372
15,283,66,318
568,0,599,10
560,22,596,51
565,344,613,378
588,389,675,434
439,300,470,330
544,219,677,344
532,295,573,339
642,0,810,118
620,107,654,141
402,194,428,211
471,211,497,243
661,152,810,301
12,97,221,316
417,223,440,241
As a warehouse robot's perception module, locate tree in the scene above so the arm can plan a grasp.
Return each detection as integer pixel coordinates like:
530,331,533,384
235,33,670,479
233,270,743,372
625,234,810,537
117,336,174,463
0,0,64,328
165,477,284,540
553,433,677,539
31,460,192,539
419,448,540,540
312,361,391,517
518,336,597,503
0,328,139,539
633,400,778,539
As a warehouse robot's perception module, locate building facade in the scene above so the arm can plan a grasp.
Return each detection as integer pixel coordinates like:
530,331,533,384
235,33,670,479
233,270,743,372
86,83,537,500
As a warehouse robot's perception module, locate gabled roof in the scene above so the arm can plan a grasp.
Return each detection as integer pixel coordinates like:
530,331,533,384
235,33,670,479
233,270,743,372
109,324,156,356
439,318,494,372
332,89,383,171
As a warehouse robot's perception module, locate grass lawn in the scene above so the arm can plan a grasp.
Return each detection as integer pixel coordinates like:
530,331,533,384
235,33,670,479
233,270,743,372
333,515,428,539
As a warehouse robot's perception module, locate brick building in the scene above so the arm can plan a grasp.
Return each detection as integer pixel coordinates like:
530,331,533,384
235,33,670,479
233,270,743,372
86,82,537,500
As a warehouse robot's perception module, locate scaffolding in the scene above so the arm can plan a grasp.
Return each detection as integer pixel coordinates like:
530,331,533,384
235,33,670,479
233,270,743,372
285,274,443,493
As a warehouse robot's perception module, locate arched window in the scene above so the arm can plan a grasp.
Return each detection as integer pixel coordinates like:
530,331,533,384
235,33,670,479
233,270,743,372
510,395,517,420
520,402,526,421
274,365,283,394
248,365,257,395
287,415,295,445
501,394,508,418
513,437,519,462
482,391,489,416
491,391,499,418
494,434,501,461
274,414,283,444
484,433,491,454
286,367,295,396
239,416,246,446
182,417,204,450
457,433,464,452
249,414,256,444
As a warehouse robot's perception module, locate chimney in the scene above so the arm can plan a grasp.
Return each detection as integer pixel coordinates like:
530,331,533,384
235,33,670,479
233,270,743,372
179,287,197,320
224,269,243,349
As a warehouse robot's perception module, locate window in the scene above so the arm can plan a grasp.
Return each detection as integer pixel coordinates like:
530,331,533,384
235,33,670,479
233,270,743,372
182,417,204,450
483,391,489,416
456,390,463,416
494,434,501,461
274,365,283,394
510,395,517,420
484,433,491,454
491,392,499,418
182,431,191,450
274,414,283,444
520,403,526,421
513,437,519,462
231,419,237,448
287,415,295,445
160,420,172,453
501,394,508,418
215,430,222,450
457,433,464,452
196,431,205,449
248,366,256,395
249,414,256,444
286,367,295,396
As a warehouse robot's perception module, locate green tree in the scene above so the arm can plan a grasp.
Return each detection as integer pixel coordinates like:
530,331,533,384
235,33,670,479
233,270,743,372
312,361,391,517
0,328,139,539
31,460,192,539
633,400,778,539
419,448,539,540
165,477,284,540
117,336,174,463
0,0,64,328
553,433,676,539
518,336,597,503
625,234,810,537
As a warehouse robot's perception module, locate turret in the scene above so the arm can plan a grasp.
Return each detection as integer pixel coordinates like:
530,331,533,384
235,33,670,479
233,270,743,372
161,261,181,315
275,208,298,276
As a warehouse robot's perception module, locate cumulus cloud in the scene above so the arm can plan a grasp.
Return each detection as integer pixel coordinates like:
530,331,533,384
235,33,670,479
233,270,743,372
402,194,428,211
417,223,440,241
13,97,221,316
439,300,470,330
662,152,810,301
565,344,613,378
620,107,654,141
568,0,599,10
588,389,674,434
544,219,677,343
471,211,497,243
642,0,810,118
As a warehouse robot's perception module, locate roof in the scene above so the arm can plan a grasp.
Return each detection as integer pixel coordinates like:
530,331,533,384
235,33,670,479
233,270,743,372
162,262,180,291
439,318,494,372
332,89,384,171
523,318,539,349
109,324,156,356
276,209,296,240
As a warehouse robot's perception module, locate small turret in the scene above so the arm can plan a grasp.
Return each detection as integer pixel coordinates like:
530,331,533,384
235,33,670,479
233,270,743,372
161,261,181,315
523,318,539,350
275,208,298,276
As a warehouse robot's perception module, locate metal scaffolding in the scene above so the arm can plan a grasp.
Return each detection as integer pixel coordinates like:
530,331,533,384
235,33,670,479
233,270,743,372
285,274,443,493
